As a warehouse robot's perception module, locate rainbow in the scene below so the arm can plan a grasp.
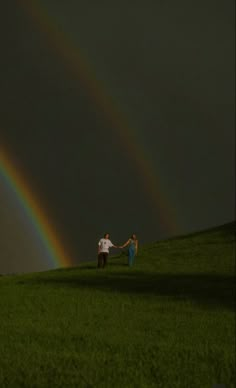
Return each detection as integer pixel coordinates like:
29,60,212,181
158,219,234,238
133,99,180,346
0,147,71,269
19,0,179,235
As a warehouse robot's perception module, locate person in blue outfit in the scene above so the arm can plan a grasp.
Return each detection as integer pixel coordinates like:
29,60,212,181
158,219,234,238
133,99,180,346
120,234,138,267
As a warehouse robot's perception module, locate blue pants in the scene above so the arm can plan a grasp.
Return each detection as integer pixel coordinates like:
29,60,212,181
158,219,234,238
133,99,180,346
128,246,136,266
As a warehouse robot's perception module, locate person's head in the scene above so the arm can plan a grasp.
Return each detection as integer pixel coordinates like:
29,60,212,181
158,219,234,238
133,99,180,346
131,234,137,240
104,233,110,239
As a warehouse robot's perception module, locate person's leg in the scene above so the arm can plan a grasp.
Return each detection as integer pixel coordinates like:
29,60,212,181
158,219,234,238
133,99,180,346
128,251,131,266
128,247,133,266
131,250,135,266
128,247,135,266
103,253,108,268
98,253,102,268
98,253,105,268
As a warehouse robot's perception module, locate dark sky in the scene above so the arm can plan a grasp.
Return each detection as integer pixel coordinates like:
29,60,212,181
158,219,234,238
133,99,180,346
0,0,235,273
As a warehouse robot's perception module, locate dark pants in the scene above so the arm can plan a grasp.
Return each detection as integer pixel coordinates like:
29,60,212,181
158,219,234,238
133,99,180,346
98,252,108,268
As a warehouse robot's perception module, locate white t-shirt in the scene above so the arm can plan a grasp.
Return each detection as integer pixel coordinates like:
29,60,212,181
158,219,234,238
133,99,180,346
98,238,114,253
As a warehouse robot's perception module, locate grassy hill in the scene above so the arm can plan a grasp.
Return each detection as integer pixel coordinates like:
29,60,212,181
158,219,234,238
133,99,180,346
0,222,235,387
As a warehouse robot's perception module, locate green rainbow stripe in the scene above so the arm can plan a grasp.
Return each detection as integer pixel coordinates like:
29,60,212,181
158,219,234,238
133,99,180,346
0,148,71,269
19,0,179,235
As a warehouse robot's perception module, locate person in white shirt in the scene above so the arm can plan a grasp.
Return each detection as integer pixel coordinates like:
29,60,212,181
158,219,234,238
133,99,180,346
98,233,118,268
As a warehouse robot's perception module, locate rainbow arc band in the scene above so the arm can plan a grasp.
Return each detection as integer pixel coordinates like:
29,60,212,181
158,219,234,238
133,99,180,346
0,148,71,269
19,0,178,235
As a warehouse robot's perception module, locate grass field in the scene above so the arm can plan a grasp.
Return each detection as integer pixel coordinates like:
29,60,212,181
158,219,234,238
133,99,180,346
0,222,235,387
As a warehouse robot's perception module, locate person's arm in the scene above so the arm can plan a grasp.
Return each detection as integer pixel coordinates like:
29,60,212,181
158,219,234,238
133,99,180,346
135,240,138,255
98,240,101,254
110,241,118,249
120,239,130,249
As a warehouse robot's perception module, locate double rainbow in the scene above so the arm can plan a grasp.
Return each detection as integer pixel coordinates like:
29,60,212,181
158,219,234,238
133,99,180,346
0,1,179,270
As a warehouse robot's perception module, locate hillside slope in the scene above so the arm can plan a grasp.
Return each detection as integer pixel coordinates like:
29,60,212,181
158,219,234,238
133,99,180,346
0,222,235,387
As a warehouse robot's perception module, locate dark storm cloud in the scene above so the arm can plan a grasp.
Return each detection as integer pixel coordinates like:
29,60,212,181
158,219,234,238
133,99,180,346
0,0,234,272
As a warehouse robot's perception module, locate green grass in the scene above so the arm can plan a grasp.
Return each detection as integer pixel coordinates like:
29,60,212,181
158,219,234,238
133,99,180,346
0,222,235,388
